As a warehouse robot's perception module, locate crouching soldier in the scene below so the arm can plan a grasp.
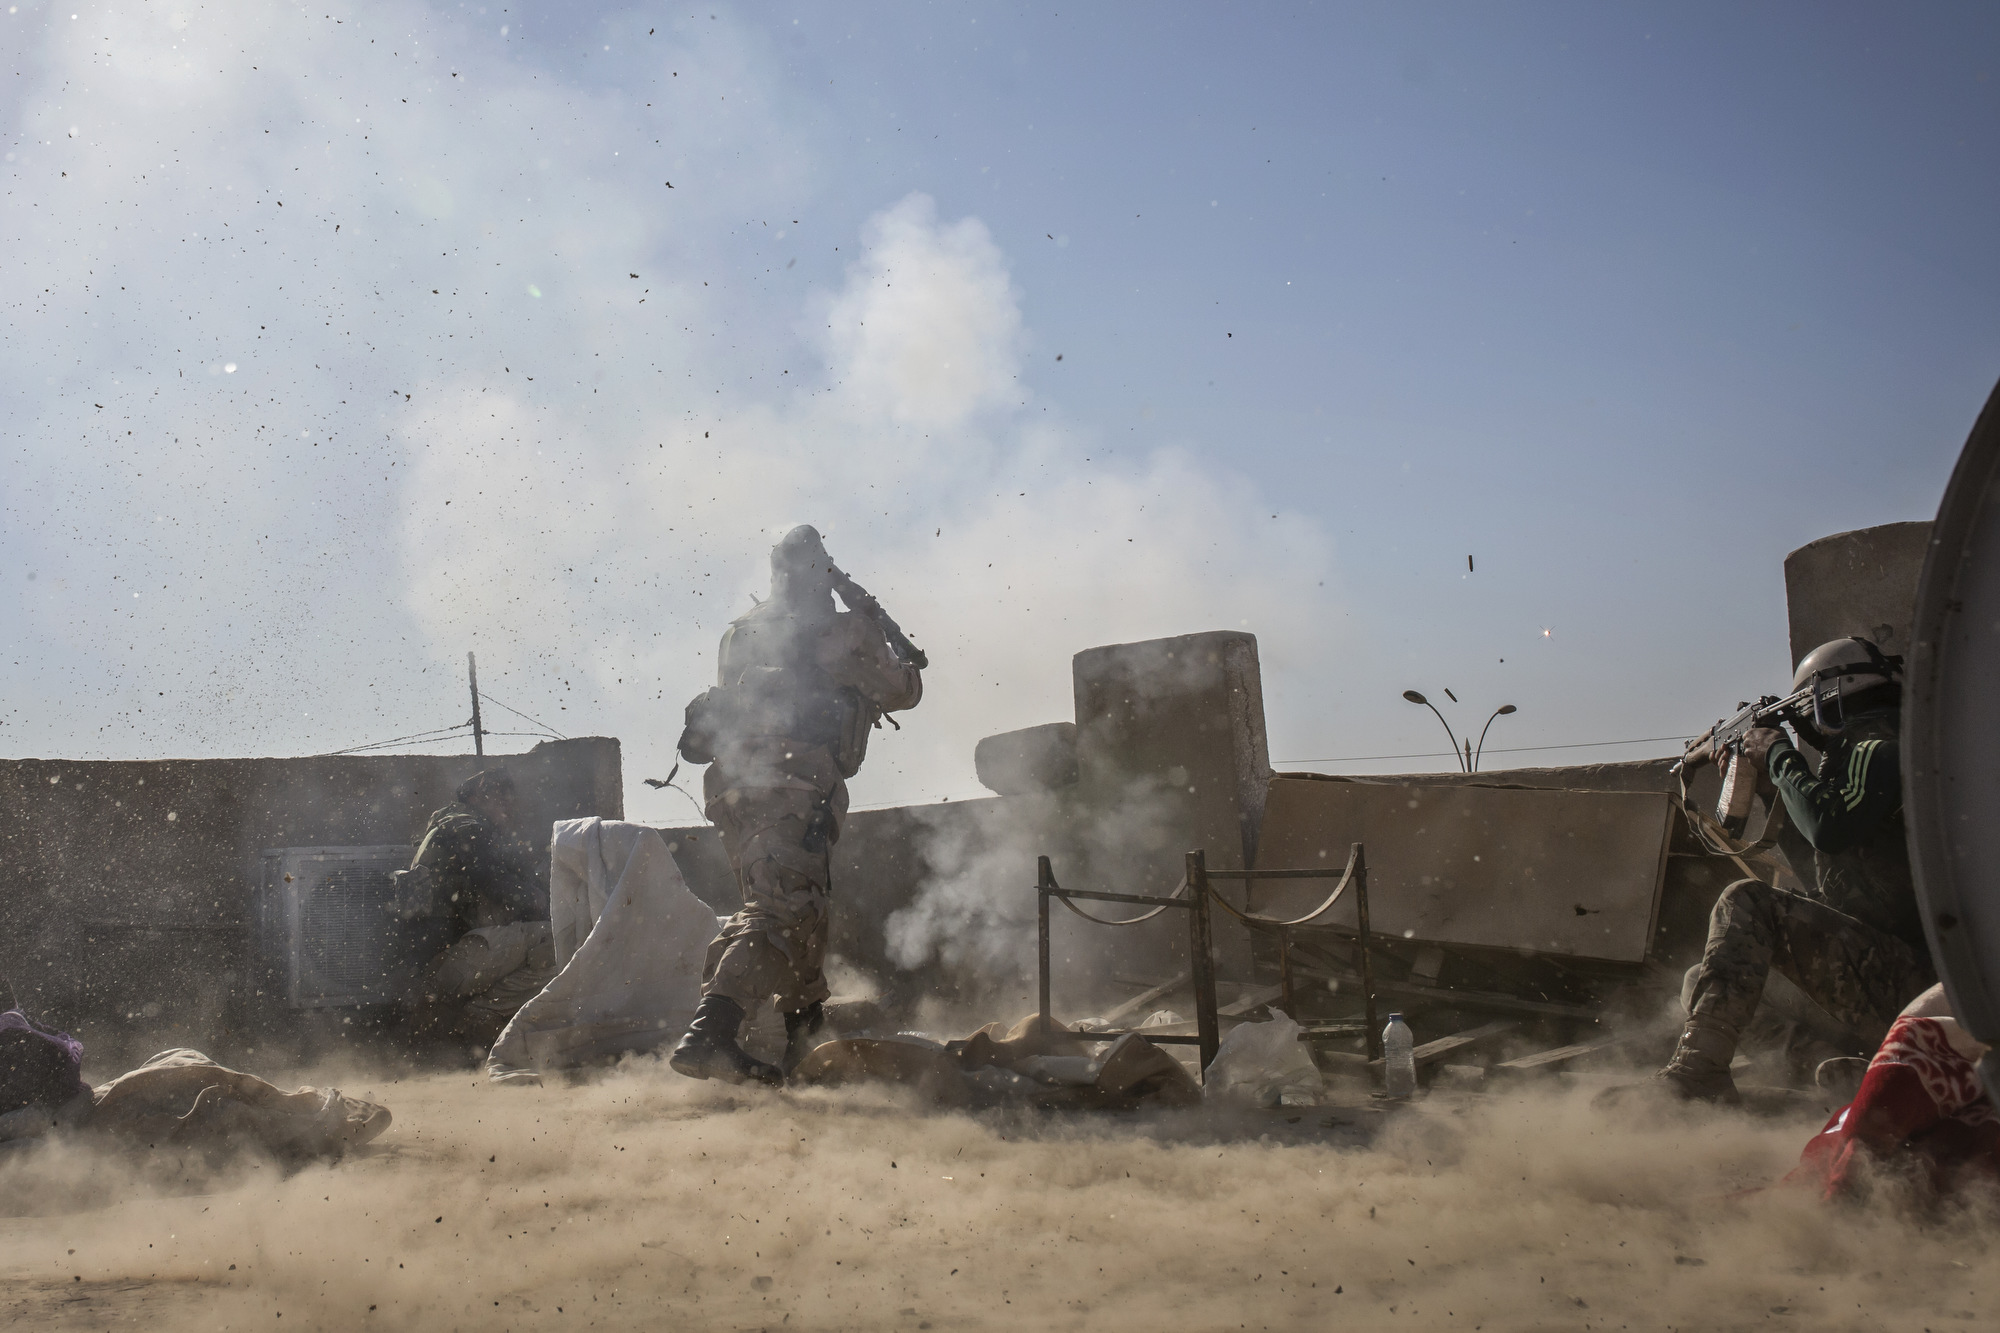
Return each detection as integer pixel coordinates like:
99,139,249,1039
1657,638,1937,1101
402,769,557,1046
670,526,924,1085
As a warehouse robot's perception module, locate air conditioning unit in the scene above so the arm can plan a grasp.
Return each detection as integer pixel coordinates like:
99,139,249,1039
258,846,447,1008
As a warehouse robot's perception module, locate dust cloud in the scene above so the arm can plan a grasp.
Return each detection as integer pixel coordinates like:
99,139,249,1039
5,1059,1996,1331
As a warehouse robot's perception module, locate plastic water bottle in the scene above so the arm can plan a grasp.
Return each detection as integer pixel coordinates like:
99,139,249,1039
1383,1013,1416,1099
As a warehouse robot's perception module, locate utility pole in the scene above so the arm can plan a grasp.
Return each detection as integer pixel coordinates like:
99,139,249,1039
468,651,485,758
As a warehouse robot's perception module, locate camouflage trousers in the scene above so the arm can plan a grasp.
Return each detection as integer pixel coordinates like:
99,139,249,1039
1685,878,1934,1047
700,787,833,1014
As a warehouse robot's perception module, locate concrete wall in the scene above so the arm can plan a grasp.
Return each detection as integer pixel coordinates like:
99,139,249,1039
1784,520,1932,668
657,635,1764,1017
0,738,621,1066
1266,759,1737,971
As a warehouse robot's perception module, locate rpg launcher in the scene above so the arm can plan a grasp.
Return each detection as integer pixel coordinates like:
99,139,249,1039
828,566,928,671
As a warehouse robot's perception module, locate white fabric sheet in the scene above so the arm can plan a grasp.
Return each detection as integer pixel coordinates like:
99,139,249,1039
486,818,716,1084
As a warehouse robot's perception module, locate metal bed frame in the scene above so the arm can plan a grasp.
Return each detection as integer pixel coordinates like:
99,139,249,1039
1034,844,1380,1079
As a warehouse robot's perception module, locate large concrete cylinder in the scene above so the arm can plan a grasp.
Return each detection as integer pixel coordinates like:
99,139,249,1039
1784,521,1932,669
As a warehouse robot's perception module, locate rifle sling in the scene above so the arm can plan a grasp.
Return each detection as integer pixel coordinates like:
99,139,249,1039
1678,784,1793,883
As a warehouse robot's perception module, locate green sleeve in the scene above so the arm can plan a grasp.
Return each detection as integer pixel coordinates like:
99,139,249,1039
1766,736,1901,855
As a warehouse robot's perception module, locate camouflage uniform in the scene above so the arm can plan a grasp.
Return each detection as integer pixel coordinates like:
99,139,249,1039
1684,710,1934,1050
409,802,556,1027
698,604,921,1012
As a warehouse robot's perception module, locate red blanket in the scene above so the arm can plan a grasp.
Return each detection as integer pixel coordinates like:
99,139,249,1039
1783,1016,2000,1202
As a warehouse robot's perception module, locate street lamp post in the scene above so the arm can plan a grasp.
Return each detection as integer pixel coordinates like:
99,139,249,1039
1474,704,1518,772
1402,692,1519,773
1401,690,1467,773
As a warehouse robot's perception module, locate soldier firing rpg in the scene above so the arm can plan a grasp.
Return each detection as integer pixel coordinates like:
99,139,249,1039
669,526,925,1085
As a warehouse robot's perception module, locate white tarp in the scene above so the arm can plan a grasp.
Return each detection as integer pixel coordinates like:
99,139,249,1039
486,818,717,1084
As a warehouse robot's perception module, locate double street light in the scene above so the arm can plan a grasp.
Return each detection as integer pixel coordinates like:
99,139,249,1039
1401,690,1517,773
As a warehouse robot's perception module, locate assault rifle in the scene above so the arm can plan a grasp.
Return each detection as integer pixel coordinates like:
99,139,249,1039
828,565,928,670
1673,687,1817,837
1674,661,1877,836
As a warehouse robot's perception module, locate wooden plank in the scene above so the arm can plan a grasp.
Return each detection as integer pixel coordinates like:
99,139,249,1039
1315,1049,1370,1067
1493,1034,1624,1072
1295,1024,1366,1040
1094,979,1281,1029
1095,978,1183,1027
1411,1019,1520,1062
1103,1019,1196,1037
1071,1032,1202,1045
1217,983,1284,1018
1367,1019,1520,1070
1372,978,1601,1021
1286,955,1604,1021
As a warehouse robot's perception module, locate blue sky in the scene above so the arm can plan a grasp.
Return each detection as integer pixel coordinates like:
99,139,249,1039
3,2,1995,817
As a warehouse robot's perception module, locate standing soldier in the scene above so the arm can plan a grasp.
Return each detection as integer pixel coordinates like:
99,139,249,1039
670,526,925,1085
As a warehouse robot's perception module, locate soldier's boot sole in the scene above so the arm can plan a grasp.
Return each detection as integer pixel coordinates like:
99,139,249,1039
669,1036,784,1087
1592,1067,1741,1110
1652,1064,1742,1104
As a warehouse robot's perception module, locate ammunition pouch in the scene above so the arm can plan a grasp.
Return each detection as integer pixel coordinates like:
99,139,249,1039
389,866,448,921
390,826,451,921
830,689,875,779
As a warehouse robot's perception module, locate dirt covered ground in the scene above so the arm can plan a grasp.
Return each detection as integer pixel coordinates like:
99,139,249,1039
3,1057,1998,1332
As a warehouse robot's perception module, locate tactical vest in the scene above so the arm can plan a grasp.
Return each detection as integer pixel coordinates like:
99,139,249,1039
680,603,870,776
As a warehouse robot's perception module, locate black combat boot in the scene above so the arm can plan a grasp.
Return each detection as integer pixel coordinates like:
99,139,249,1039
1653,1018,1742,1104
782,1000,827,1075
670,996,784,1086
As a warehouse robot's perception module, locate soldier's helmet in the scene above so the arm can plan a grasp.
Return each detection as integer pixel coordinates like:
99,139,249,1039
771,525,833,576
455,768,515,803
1791,636,1903,696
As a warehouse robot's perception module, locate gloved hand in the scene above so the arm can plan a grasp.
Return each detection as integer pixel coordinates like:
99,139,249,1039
1739,726,1789,779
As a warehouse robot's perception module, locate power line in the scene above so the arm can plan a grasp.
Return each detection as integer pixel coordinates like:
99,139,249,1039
1273,734,1693,766
324,723,474,756
478,690,567,741
322,683,567,758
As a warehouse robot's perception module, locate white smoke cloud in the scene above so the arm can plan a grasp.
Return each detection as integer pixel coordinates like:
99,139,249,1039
2,3,1340,819
816,194,1025,431
393,187,1338,811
